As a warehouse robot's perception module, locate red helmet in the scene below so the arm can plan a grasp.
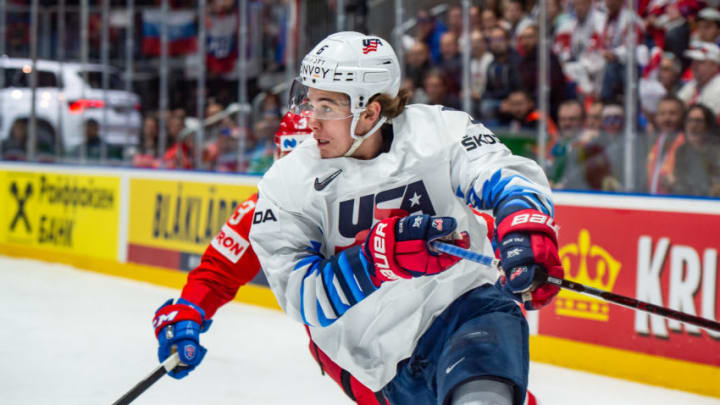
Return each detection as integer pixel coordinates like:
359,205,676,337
274,111,313,159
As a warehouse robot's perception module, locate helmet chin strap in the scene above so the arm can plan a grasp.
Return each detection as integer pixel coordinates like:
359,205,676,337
343,113,387,157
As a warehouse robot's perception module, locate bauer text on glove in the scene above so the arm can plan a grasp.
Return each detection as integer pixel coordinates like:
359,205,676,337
363,214,470,286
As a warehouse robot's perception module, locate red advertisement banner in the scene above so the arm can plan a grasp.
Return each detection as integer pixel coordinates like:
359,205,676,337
540,204,720,366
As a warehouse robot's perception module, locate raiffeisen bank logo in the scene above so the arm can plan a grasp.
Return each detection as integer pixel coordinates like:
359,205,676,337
556,229,621,321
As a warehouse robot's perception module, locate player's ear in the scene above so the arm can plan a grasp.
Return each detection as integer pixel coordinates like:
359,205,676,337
354,100,383,136
362,100,382,124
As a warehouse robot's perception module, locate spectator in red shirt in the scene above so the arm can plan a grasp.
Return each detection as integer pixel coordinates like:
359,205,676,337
163,115,194,169
438,32,462,98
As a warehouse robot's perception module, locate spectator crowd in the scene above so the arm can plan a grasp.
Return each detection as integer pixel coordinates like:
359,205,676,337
399,0,720,197
1,0,720,197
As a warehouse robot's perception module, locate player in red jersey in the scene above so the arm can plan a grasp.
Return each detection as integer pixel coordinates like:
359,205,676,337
151,111,540,405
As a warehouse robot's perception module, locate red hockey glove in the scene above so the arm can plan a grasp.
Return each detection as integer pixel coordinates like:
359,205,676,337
496,209,564,310
363,214,470,286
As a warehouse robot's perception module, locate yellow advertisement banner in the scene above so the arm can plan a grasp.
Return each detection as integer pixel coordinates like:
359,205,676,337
128,178,257,254
0,170,120,260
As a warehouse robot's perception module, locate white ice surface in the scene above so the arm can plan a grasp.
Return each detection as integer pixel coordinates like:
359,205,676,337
1,255,718,405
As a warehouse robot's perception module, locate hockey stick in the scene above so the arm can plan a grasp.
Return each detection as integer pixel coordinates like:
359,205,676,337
430,241,720,333
112,352,181,405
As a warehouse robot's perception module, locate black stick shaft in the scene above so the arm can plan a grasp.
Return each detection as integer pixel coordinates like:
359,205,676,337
546,276,720,332
112,353,180,405
432,241,720,333
112,366,167,405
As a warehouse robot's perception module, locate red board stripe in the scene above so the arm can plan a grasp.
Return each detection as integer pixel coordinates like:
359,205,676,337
128,243,181,270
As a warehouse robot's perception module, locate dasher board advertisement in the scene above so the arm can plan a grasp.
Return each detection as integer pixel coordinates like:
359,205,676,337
542,200,720,367
0,170,119,260
127,178,256,272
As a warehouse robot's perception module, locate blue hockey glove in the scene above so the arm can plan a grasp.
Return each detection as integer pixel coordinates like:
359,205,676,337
152,298,212,379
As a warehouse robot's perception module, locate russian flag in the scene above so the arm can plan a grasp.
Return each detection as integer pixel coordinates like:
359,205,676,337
142,9,197,56
206,13,238,74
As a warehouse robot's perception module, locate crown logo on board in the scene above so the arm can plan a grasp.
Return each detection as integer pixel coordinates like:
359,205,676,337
556,229,621,321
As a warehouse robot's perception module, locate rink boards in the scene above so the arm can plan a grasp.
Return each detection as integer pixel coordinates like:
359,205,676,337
1,162,719,397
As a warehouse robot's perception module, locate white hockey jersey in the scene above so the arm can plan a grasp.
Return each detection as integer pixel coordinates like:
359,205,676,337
249,104,553,390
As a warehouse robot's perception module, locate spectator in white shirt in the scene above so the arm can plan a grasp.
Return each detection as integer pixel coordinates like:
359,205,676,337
694,8,720,47
678,41,720,116
553,0,606,97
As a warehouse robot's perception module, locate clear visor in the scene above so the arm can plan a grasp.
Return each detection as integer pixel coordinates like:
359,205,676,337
288,79,353,121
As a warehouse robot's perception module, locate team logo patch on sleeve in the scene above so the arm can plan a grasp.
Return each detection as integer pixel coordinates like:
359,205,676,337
459,125,506,159
211,224,250,263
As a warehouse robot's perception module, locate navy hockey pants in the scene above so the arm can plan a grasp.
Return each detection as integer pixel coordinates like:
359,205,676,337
380,284,529,405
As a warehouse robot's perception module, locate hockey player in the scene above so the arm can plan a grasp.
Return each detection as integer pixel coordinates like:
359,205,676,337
249,31,562,405
150,111,389,404
150,110,542,404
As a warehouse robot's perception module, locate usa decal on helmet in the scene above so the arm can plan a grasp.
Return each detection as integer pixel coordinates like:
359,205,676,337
362,38,382,54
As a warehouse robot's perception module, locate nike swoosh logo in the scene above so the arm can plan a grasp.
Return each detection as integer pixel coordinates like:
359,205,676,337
446,356,465,374
314,169,343,191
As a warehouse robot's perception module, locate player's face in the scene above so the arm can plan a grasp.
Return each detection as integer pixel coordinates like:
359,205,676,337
306,88,354,158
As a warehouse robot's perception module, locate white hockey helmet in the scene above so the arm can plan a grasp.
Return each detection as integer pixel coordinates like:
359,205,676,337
289,31,401,156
